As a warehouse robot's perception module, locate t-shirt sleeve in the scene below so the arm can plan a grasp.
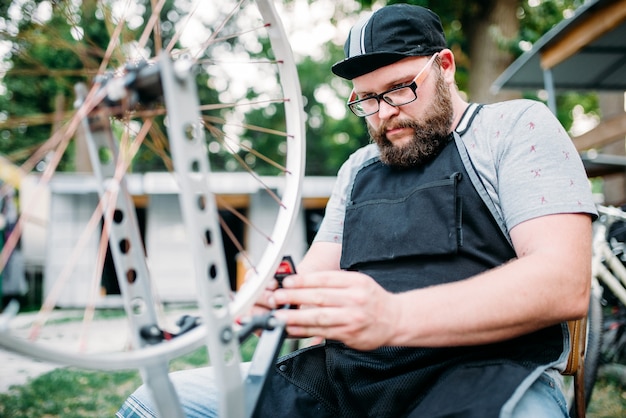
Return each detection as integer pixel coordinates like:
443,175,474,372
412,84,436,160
313,164,349,244
313,145,379,244
494,101,597,229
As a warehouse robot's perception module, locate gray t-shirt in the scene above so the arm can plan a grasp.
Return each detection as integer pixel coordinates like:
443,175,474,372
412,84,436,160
315,99,597,245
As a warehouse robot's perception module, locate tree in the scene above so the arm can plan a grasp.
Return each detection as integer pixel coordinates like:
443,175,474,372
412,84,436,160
0,0,592,178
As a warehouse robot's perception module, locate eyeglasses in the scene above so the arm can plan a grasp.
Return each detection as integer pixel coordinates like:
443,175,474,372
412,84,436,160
346,53,439,117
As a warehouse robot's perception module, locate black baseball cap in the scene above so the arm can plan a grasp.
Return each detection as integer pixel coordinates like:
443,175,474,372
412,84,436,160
331,4,447,80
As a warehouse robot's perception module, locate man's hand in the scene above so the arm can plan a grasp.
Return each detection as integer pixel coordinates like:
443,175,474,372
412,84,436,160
238,277,278,318
271,271,398,351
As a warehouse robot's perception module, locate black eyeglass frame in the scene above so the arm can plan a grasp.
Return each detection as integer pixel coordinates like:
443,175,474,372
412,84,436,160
346,52,439,117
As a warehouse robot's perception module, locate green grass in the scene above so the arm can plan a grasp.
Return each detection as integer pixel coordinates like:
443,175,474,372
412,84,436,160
587,376,626,417
0,368,141,417
1,345,625,418
0,337,259,418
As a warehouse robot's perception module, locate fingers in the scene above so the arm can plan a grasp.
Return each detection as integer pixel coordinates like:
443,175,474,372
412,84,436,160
239,279,280,319
274,306,343,326
280,271,359,289
266,271,397,350
272,272,371,308
272,287,347,308
274,307,346,338
273,307,383,350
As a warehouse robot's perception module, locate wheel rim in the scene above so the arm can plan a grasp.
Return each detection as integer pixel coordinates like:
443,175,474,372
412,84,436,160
0,0,305,370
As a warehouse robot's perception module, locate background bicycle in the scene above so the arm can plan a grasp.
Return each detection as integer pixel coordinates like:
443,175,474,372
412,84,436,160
591,205,626,377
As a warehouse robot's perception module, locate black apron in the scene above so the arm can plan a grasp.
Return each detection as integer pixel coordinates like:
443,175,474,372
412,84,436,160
255,134,564,418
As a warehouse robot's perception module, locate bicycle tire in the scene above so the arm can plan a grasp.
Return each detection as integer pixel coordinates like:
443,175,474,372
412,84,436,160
0,0,304,371
567,288,603,417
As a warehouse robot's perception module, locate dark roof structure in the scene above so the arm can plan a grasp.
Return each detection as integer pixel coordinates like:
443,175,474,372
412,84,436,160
492,0,626,94
492,0,626,177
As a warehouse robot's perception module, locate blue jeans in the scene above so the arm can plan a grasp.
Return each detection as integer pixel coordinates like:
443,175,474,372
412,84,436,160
117,365,568,418
116,367,225,418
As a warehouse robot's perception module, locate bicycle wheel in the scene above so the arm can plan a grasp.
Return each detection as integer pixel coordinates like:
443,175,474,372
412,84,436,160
0,0,304,374
565,287,603,417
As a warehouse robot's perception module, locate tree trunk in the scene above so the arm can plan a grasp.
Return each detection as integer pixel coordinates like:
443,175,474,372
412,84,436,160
465,0,521,104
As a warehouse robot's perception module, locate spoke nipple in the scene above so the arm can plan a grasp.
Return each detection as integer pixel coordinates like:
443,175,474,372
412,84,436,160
220,326,234,344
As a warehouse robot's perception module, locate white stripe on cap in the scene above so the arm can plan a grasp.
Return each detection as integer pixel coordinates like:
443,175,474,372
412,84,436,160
348,12,373,58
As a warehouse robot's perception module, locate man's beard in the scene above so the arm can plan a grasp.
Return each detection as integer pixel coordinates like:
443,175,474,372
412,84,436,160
368,70,454,168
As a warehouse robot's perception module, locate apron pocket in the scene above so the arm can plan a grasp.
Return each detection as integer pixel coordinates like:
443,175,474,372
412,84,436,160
341,173,462,269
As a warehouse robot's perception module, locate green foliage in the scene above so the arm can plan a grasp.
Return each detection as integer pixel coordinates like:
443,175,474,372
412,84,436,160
0,0,604,177
0,2,88,170
0,0,184,172
556,92,599,133
296,55,369,176
517,0,586,52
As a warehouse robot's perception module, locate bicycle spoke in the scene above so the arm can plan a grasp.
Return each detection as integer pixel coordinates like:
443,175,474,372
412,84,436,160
0,0,305,388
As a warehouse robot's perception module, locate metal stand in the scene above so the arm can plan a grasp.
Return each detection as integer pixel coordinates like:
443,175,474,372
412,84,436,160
76,75,186,417
77,53,296,417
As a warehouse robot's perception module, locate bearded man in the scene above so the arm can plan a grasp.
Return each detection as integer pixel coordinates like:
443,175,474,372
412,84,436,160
119,4,597,418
